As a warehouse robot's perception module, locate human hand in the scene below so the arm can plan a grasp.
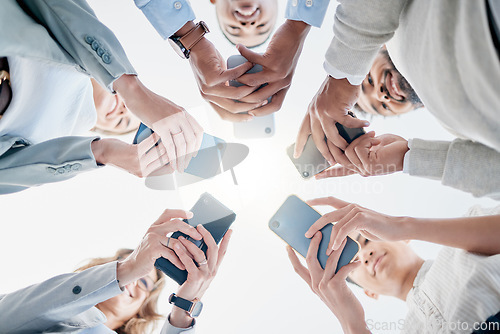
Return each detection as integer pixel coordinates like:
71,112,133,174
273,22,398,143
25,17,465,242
91,134,173,177
304,197,408,254
189,37,266,122
116,209,203,288
287,235,369,334
113,74,203,172
295,76,369,165
170,226,232,327
233,19,311,117
316,134,409,179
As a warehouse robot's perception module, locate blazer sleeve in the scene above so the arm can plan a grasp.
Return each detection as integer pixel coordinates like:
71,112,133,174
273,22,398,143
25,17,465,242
0,135,101,195
18,0,137,91
0,262,123,333
403,138,500,200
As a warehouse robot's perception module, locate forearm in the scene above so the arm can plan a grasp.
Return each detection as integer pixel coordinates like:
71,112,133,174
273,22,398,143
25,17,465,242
405,215,500,255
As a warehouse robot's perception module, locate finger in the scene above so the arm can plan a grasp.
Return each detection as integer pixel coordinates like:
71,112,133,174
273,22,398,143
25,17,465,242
161,132,177,172
304,206,353,238
185,112,203,158
142,148,170,177
320,118,348,151
172,131,187,172
315,166,357,179
179,117,197,172
323,238,347,280
249,88,288,117
218,60,254,84
286,246,312,285
178,236,208,270
238,80,288,104
158,246,186,270
209,102,253,122
293,113,312,159
215,229,232,270
306,196,350,209
335,260,362,281
331,210,361,252
208,95,266,114
203,84,257,100
174,242,199,274
344,142,368,176
305,232,324,279
339,113,370,129
197,224,218,272
310,113,335,165
143,141,167,167
327,140,361,174
154,218,203,241
355,137,381,173
137,132,161,156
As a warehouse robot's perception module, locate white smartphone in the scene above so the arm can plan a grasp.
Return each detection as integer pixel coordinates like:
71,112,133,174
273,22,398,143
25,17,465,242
227,55,275,139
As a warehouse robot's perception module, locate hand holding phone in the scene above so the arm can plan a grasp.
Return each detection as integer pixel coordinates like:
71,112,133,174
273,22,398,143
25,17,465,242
269,195,359,273
155,193,236,285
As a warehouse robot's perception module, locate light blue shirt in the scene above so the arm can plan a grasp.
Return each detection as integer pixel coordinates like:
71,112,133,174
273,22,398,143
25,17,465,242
285,0,331,28
134,0,196,39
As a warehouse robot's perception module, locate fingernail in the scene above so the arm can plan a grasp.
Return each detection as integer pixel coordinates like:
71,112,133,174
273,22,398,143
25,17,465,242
364,122,370,127
186,211,194,218
293,153,299,159
261,100,268,106
328,160,334,166
305,232,311,238
248,112,255,116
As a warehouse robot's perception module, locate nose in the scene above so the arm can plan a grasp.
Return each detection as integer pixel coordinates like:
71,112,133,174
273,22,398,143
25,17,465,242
375,82,389,102
359,249,374,266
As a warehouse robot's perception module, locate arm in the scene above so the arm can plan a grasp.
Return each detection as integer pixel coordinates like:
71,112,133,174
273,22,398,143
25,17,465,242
0,133,171,194
287,232,369,334
0,262,123,333
304,197,500,256
317,135,500,200
295,0,406,166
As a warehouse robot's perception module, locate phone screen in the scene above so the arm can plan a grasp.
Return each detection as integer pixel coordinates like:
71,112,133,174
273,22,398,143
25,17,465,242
269,195,359,273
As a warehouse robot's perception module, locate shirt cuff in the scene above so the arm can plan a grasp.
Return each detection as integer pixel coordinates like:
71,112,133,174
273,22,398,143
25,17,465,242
162,314,196,334
134,0,196,39
403,138,450,180
285,0,330,27
323,61,366,85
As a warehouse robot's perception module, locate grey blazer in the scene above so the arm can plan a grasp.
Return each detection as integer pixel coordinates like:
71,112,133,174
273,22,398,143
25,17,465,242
0,0,136,194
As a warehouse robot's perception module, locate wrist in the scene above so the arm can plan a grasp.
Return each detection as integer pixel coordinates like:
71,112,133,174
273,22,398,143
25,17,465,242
285,19,311,38
170,307,194,328
113,74,141,98
116,259,136,289
91,139,107,165
400,216,418,240
174,20,196,37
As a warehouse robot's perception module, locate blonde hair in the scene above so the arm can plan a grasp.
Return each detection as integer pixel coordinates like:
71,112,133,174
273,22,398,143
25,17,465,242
75,248,166,334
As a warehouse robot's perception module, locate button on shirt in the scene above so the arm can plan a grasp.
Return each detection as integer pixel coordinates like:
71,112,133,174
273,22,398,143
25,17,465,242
404,205,500,334
134,0,195,39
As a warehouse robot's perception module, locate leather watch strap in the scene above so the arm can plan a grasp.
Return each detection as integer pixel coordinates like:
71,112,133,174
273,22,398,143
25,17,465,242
178,21,209,51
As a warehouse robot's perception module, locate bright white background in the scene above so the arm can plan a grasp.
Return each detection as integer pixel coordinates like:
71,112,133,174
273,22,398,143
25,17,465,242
0,1,497,333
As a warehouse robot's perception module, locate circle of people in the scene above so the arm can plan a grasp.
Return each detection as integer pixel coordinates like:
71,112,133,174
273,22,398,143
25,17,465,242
0,0,499,333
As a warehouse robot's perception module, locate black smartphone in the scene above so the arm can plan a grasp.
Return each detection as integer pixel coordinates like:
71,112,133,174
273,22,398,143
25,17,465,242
133,123,226,179
269,195,359,273
336,111,366,144
155,193,236,285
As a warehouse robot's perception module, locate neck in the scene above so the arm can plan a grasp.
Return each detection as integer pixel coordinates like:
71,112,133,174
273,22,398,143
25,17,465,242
96,304,126,330
396,256,425,301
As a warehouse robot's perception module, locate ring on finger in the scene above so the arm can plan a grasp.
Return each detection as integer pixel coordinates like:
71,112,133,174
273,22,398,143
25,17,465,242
171,130,183,136
197,259,208,266
166,237,171,248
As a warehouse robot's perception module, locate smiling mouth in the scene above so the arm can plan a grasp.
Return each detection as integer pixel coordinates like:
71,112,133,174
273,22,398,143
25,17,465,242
373,253,385,276
384,71,405,102
234,7,260,22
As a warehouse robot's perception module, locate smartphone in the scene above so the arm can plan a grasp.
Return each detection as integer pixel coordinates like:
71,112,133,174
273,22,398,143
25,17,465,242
227,54,275,139
336,111,366,144
287,136,331,179
133,123,226,179
155,193,236,285
269,195,359,273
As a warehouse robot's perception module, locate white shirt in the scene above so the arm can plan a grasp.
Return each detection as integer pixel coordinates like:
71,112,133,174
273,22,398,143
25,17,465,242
0,56,96,144
404,205,500,334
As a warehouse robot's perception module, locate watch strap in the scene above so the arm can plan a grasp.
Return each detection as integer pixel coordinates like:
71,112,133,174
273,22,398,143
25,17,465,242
178,21,209,51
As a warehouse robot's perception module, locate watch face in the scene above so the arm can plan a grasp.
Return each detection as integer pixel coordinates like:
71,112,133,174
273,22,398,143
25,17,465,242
168,38,187,59
191,301,203,317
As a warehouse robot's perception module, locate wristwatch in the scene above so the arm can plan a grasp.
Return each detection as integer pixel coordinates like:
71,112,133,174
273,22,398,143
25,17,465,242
169,293,204,318
168,21,210,59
